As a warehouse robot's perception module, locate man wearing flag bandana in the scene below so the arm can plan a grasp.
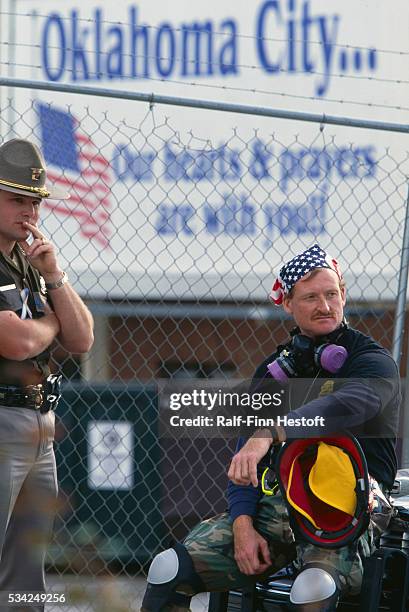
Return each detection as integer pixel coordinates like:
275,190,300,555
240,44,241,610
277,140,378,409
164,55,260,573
141,244,400,611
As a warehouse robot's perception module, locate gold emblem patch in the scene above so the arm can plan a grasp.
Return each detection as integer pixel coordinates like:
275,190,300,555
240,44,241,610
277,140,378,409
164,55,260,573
31,167,43,181
319,380,334,397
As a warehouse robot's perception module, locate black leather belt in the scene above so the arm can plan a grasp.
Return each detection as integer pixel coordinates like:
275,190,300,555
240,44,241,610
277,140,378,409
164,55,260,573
0,374,62,413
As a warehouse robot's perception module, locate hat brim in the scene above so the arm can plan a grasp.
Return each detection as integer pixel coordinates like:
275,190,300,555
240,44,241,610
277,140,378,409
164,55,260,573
0,182,70,200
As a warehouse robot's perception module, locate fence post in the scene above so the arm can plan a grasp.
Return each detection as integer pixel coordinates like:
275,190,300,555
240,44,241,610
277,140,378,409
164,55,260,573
393,184,409,466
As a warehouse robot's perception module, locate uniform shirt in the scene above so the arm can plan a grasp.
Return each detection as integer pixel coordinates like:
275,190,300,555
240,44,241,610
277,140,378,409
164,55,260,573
227,326,400,522
0,245,51,384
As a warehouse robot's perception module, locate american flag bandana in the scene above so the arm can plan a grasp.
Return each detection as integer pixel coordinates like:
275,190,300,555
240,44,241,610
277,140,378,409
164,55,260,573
270,244,343,306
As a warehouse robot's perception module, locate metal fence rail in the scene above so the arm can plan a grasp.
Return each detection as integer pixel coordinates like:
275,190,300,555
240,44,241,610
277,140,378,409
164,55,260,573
0,80,408,610
1,77,409,133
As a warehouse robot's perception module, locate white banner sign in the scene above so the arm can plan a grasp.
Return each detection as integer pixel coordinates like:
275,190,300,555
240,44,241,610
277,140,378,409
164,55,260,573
7,1,409,300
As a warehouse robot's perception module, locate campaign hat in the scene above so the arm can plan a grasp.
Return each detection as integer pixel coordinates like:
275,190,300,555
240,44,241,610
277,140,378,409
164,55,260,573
0,139,69,200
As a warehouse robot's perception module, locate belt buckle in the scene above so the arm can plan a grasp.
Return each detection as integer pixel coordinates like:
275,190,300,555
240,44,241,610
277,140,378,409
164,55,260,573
33,385,43,410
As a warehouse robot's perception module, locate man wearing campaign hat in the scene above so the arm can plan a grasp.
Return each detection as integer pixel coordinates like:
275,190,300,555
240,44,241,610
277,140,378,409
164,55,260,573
0,139,94,611
141,244,400,611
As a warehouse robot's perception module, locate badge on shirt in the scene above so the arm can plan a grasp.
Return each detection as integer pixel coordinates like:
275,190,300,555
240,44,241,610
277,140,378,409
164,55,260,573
319,380,334,397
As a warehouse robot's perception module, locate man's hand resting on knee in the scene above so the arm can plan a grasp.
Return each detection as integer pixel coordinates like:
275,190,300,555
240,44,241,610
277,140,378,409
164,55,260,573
233,515,272,575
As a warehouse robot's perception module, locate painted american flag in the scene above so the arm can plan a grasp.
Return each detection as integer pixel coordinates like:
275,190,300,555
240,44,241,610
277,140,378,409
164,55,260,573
37,103,112,248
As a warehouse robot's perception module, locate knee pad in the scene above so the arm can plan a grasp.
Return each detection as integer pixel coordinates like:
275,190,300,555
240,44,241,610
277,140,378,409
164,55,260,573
290,566,340,611
142,543,204,612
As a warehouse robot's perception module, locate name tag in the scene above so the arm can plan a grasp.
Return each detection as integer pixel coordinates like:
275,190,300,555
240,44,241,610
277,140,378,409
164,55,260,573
0,284,16,291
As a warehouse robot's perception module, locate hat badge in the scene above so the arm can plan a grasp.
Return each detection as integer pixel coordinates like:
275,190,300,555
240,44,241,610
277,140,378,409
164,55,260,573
31,167,43,181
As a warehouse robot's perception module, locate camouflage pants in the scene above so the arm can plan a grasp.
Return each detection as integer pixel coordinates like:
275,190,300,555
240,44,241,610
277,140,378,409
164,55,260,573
183,492,376,597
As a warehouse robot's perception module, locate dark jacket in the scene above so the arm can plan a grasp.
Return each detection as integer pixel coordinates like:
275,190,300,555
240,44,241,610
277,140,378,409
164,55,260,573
227,326,400,522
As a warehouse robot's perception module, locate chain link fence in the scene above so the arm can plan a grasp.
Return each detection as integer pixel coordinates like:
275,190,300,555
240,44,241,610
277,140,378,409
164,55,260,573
0,89,408,610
